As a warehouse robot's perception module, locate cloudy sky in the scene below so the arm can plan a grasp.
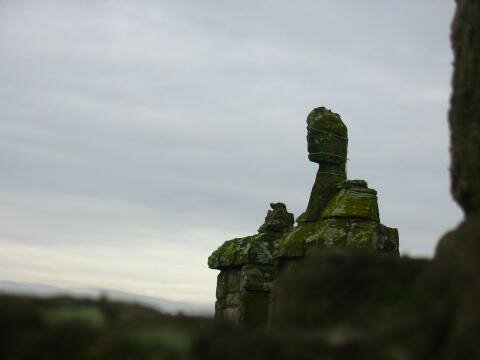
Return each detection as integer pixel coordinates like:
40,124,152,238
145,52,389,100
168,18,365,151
0,1,461,307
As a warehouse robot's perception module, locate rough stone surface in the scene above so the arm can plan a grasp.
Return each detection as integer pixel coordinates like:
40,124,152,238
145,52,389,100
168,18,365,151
321,181,380,222
418,2,480,358
299,107,348,223
449,0,480,214
279,179,398,261
306,107,348,165
258,203,295,234
208,203,294,270
422,214,480,359
208,203,294,327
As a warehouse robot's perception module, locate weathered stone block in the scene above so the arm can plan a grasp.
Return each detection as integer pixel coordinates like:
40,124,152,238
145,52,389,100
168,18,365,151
278,222,315,258
377,224,399,254
215,272,227,299
214,299,225,319
241,265,274,292
345,221,379,249
322,187,380,222
257,203,294,234
225,270,241,293
223,307,241,322
305,218,349,250
225,293,240,307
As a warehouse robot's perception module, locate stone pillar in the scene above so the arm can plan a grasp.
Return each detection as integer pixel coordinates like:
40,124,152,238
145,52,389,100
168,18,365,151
208,203,294,327
298,107,348,223
449,0,480,215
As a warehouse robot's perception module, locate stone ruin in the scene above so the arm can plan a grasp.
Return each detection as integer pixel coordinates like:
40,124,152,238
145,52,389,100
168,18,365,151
208,107,399,327
207,203,294,327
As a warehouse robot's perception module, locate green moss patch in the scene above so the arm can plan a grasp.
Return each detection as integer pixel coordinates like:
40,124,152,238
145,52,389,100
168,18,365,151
321,188,380,222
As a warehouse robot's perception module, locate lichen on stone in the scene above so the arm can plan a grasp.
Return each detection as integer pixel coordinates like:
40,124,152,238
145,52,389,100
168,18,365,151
321,181,380,222
209,107,399,327
305,218,349,249
277,222,316,258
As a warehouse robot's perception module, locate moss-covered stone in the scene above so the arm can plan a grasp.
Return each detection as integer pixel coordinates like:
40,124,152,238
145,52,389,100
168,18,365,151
208,203,294,270
377,225,400,255
345,221,379,249
210,107,399,327
208,237,248,269
208,235,274,269
305,218,349,250
306,107,348,165
281,178,398,259
321,182,380,222
209,203,294,326
277,222,316,258
299,107,348,223
258,203,294,234
297,165,347,223
241,265,275,292
303,219,399,255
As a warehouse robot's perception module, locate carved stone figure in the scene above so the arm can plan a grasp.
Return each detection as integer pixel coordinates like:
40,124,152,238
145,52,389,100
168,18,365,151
208,107,399,327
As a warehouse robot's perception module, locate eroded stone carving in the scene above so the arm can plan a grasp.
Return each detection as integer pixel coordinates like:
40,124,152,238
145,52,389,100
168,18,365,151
208,107,399,327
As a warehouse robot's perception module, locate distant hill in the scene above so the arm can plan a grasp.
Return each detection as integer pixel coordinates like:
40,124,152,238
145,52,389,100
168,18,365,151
0,280,213,316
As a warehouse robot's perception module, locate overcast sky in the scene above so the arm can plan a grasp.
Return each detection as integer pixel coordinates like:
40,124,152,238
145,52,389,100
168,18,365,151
0,0,461,306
